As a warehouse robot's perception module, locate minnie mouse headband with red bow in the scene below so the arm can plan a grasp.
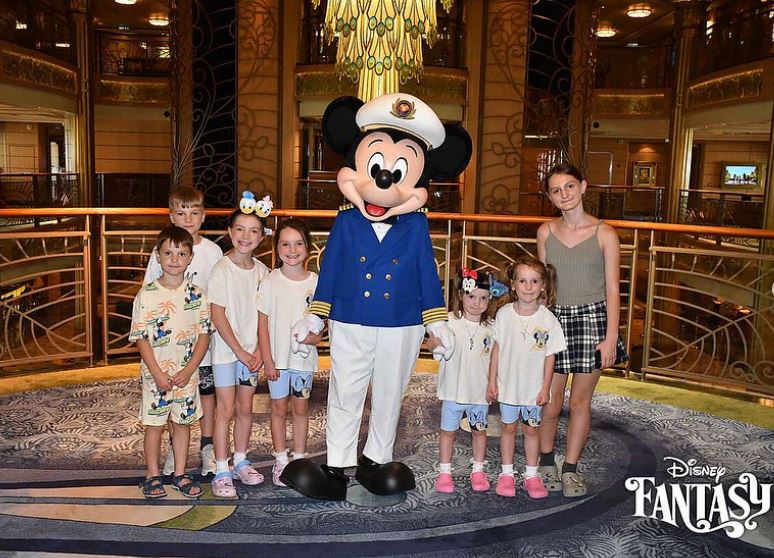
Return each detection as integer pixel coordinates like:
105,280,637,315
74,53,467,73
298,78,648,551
458,268,508,298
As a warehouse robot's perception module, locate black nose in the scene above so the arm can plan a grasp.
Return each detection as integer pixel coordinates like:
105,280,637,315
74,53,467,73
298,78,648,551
375,169,394,189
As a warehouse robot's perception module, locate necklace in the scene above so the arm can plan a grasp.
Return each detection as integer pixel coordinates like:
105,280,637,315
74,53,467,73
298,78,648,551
461,317,480,350
514,306,537,341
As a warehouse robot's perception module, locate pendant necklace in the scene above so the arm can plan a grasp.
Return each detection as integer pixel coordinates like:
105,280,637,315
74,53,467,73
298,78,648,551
515,306,535,341
462,317,480,350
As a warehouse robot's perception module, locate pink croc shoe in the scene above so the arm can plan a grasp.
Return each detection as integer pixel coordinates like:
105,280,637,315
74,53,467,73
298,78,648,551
212,472,237,498
233,460,264,486
496,474,516,497
525,475,549,499
470,471,490,492
434,472,454,493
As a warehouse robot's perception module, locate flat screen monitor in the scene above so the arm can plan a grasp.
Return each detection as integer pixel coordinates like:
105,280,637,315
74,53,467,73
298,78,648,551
722,163,760,189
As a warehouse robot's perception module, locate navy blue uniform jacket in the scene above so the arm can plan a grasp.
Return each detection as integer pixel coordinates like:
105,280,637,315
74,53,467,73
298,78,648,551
308,207,447,327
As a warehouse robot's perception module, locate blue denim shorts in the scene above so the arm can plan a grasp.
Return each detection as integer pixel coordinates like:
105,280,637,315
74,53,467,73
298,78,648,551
268,369,314,399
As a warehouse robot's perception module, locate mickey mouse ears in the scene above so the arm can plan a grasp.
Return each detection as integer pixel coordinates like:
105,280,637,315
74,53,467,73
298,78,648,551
458,267,508,299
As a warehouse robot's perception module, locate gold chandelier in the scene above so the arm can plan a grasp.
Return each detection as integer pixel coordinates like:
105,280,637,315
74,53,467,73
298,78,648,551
312,0,455,102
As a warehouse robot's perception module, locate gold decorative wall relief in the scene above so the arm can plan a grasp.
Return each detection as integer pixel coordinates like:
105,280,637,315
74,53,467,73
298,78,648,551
96,78,169,104
0,50,76,94
687,69,763,109
593,92,668,117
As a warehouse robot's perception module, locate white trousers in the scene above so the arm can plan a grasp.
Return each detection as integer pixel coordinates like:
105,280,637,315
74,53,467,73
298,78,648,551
326,320,425,467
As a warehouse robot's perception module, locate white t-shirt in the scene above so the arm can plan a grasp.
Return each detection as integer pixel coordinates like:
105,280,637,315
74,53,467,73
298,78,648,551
256,268,319,372
143,237,222,366
494,304,567,406
436,312,496,405
144,237,223,292
208,255,270,365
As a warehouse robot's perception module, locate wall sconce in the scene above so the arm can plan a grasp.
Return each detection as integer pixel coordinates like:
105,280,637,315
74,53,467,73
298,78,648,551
626,3,653,18
148,15,169,27
595,21,617,38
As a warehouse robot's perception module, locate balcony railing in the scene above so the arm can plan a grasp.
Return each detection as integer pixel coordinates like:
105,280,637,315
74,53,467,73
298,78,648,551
1,208,773,397
692,2,774,78
0,0,73,63
595,45,673,89
0,173,79,209
97,30,171,77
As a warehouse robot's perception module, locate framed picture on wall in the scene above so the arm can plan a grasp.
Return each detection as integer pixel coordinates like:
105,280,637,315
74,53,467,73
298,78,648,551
633,162,656,186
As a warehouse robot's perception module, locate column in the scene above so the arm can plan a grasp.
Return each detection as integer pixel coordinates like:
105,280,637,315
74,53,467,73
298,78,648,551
665,0,709,223
567,0,596,169
280,0,301,209
170,0,194,189
68,0,95,207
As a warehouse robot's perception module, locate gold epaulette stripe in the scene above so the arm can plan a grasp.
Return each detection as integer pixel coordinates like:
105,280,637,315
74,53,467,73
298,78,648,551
422,308,448,324
339,203,354,211
308,301,331,317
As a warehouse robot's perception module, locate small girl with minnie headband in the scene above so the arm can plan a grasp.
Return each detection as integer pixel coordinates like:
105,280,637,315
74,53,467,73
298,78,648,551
430,269,508,493
487,255,566,498
208,192,273,498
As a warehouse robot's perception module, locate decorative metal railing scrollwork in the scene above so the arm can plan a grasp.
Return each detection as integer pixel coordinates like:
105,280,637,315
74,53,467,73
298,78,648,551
0,208,773,397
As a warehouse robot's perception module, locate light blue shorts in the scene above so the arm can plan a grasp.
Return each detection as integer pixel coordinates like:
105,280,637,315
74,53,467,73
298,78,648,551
500,403,542,427
268,369,314,399
440,401,489,432
212,361,256,388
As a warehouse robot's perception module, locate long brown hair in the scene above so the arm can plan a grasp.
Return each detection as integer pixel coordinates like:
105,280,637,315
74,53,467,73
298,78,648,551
504,255,558,307
450,274,497,326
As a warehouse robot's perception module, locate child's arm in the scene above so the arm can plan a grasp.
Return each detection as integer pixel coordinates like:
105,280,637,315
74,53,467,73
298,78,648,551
170,333,210,387
258,311,279,380
597,224,621,368
536,354,555,406
486,342,499,403
250,310,263,370
210,303,256,369
298,330,323,346
137,338,173,391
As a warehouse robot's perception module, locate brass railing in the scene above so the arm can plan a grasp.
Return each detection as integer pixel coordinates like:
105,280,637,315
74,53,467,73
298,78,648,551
1,208,773,397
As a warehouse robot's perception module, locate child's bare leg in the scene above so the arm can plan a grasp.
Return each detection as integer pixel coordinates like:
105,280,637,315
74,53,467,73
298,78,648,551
290,396,309,455
233,384,256,454
200,393,215,439
214,386,235,461
471,430,487,464
270,396,289,453
144,425,165,477
522,424,540,468
439,430,456,464
499,422,518,466
172,423,191,476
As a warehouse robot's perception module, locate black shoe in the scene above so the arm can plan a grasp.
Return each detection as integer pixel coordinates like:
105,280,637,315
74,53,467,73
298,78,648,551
355,454,416,496
279,458,348,501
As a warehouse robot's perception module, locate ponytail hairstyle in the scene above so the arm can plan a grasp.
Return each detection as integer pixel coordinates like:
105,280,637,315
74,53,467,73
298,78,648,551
504,254,558,307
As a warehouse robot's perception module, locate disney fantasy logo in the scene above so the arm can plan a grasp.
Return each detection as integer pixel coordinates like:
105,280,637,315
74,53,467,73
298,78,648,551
625,456,772,539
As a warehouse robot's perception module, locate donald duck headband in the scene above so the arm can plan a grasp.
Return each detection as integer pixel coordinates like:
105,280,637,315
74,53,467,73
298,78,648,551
239,191,273,235
459,268,508,299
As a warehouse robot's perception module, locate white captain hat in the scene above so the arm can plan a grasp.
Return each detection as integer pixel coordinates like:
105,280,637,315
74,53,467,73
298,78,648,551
355,93,445,150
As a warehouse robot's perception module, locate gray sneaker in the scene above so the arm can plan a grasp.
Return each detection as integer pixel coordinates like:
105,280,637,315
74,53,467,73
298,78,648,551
162,444,175,476
200,444,216,476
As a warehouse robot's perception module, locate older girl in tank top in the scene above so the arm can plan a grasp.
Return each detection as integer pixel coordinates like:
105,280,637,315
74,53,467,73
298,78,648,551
535,163,627,498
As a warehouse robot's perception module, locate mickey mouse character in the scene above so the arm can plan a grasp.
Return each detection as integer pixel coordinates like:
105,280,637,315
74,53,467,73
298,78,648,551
283,94,473,500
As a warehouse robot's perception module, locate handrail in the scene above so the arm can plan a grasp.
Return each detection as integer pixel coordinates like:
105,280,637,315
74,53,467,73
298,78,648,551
2,208,773,239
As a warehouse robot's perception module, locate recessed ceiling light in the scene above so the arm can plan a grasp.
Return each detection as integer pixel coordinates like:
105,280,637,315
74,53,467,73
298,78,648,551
118,24,130,31
595,22,617,38
626,3,652,18
15,20,27,30
55,42,70,48
115,0,137,5
148,14,169,26
626,42,639,47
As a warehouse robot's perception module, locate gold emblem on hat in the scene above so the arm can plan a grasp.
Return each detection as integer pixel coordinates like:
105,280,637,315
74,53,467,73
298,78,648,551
390,99,416,120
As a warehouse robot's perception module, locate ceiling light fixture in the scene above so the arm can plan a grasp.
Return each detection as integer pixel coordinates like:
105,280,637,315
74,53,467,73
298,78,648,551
595,21,617,38
118,24,130,31
55,42,70,48
626,3,652,18
148,14,169,26
115,0,137,5
15,20,27,30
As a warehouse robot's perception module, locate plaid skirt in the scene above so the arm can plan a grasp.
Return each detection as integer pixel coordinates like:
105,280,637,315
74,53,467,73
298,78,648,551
552,301,628,374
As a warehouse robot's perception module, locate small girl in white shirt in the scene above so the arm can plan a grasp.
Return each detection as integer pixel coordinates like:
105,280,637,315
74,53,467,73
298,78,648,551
209,193,272,498
257,218,320,486
487,255,566,499
430,269,507,494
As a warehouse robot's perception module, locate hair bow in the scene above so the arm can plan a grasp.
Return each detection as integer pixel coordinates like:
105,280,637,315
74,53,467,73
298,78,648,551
461,267,478,280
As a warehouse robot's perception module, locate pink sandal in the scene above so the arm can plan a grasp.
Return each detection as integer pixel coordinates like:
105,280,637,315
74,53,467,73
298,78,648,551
525,476,549,499
212,472,237,498
434,472,454,493
470,471,490,492
233,460,264,486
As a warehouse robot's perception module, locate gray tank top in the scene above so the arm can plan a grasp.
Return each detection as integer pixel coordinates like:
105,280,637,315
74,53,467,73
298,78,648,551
545,222,606,306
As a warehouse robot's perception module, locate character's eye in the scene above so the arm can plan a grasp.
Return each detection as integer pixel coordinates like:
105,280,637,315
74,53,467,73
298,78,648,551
392,158,408,184
367,153,385,178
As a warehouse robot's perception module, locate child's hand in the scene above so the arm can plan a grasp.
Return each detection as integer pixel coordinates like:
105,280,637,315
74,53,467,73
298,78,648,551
264,363,279,381
249,348,263,372
237,349,255,370
536,388,550,406
425,334,441,351
153,371,173,392
486,382,498,403
170,367,194,388
297,331,322,346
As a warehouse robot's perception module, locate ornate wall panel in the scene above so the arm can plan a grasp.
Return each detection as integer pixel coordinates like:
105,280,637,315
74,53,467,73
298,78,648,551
95,78,169,105
686,69,764,110
0,48,76,95
237,0,280,203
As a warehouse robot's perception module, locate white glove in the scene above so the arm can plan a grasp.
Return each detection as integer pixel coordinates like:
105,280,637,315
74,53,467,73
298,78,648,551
426,321,455,361
290,314,324,356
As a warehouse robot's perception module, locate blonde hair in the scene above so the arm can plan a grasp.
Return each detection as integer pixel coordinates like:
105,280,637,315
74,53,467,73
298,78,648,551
169,187,204,210
504,255,558,307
